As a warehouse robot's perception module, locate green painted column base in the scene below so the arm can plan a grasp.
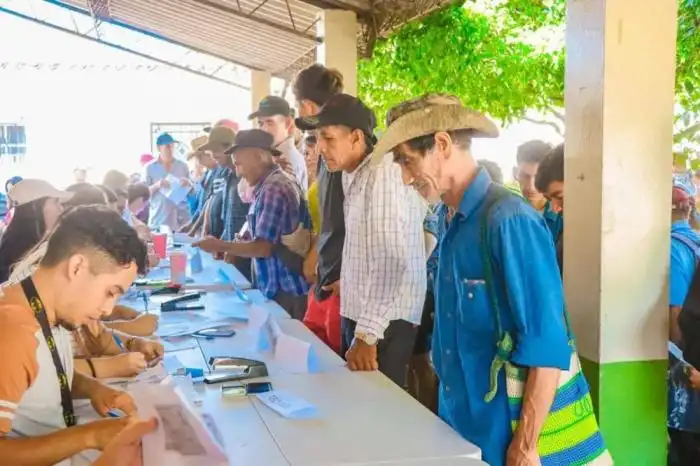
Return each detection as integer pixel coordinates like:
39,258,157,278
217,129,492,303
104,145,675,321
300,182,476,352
580,357,667,465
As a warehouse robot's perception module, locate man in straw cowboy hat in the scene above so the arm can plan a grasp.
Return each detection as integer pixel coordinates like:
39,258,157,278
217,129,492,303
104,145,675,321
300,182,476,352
375,95,580,466
180,135,219,236
296,93,427,388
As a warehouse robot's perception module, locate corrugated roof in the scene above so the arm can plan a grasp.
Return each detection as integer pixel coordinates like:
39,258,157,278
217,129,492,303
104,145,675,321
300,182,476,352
53,0,450,79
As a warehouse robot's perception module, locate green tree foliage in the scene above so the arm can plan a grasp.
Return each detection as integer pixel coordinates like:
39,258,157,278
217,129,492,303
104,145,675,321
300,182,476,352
359,0,700,146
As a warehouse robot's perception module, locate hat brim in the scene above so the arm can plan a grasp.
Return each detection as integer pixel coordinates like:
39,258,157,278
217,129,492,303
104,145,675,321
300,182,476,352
371,105,499,164
197,141,233,153
225,145,282,157
295,116,321,131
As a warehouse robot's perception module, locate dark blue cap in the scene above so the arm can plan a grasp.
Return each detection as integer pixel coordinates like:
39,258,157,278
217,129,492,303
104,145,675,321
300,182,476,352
156,132,177,146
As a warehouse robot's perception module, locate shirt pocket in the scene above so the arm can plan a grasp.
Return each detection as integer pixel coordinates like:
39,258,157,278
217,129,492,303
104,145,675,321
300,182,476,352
456,279,496,335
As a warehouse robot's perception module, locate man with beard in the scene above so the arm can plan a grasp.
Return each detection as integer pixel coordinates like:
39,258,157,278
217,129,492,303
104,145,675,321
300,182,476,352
0,205,154,465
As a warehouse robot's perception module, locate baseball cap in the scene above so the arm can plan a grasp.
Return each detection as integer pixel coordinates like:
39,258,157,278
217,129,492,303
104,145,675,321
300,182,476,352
203,119,239,133
295,94,377,143
248,96,292,120
225,129,282,157
198,126,237,153
9,179,73,207
155,132,177,146
139,153,154,166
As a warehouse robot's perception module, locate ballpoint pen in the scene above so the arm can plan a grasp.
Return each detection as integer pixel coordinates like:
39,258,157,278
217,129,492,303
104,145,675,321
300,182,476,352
113,333,126,353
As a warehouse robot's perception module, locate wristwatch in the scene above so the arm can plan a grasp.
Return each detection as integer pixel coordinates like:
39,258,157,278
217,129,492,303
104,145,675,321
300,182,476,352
354,331,378,346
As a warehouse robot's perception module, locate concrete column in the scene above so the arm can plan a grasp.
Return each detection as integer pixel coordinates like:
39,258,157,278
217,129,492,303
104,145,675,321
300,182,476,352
250,70,271,113
565,0,677,463
316,10,357,96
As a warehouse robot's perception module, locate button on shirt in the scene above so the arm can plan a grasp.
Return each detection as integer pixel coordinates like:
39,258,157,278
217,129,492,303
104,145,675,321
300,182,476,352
434,168,570,466
144,158,190,230
276,137,308,192
245,168,309,298
340,153,427,339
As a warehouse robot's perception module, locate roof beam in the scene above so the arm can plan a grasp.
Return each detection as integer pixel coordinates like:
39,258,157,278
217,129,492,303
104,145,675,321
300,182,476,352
297,0,367,15
0,4,250,90
192,0,321,42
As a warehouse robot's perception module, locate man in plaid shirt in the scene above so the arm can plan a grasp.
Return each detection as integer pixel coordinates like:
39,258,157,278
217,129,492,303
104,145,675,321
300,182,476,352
195,129,310,319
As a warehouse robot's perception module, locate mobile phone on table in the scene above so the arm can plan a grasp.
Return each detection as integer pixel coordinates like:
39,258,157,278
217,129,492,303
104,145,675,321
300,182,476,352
245,382,273,394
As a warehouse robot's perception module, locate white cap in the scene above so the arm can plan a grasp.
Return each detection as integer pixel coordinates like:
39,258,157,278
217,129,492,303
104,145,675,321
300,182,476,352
8,179,73,207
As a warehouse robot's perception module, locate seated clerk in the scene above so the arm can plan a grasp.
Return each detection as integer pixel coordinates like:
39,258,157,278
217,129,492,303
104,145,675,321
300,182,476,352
0,205,156,465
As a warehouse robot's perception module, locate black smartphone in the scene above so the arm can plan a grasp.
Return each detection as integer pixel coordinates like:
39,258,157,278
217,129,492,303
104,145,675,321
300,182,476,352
245,382,273,394
194,328,236,338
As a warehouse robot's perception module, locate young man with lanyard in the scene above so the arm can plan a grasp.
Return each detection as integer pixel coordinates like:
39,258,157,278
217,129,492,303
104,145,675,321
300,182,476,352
0,205,155,465
534,144,565,273
375,95,577,465
296,94,427,388
195,130,311,319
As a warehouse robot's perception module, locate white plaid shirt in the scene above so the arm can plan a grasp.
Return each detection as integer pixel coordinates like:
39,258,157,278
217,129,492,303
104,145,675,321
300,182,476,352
340,153,427,340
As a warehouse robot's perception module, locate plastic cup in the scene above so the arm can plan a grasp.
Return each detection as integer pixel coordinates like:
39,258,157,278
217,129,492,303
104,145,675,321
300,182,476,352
170,250,188,285
152,233,167,259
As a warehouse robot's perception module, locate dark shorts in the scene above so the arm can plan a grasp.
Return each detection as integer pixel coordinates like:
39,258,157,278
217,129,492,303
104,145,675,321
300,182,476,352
413,291,435,355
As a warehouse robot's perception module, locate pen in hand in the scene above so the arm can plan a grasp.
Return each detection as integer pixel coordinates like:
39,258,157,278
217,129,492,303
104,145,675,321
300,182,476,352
113,333,126,353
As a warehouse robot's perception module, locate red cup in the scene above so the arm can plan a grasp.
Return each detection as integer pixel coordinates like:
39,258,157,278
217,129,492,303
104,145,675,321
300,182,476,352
152,233,167,259
170,250,188,285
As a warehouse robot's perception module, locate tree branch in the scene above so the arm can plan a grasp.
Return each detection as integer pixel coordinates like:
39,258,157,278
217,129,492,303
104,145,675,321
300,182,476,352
674,122,700,143
550,108,565,124
522,116,564,136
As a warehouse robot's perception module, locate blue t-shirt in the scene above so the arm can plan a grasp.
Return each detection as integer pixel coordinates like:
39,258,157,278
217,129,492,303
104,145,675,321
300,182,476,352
434,168,570,466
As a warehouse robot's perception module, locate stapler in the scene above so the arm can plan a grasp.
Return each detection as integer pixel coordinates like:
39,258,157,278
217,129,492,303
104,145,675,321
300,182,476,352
203,357,268,384
160,292,202,312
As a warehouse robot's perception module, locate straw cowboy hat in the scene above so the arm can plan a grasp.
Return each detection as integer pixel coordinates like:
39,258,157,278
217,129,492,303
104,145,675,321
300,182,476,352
372,94,500,163
187,135,210,159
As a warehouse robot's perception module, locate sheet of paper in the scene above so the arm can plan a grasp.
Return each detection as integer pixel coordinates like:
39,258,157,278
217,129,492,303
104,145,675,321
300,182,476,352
669,341,689,364
162,336,198,353
162,174,190,205
273,332,319,374
254,389,319,419
132,385,228,466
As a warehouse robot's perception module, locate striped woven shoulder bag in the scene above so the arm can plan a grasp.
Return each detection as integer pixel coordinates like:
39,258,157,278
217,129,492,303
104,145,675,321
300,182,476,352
479,185,613,466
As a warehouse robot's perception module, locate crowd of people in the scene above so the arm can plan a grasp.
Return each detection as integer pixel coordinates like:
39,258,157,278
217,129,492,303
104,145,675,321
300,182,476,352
0,61,696,466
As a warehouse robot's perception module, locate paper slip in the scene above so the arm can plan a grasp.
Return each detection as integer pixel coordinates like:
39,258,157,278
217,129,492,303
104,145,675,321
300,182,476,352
162,174,190,205
669,341,690,365
163,336,198,352
173,232,197,245
255,389,319,419
103,363,171,388
132,385,228,466
273,332,320,374
190,248,204,273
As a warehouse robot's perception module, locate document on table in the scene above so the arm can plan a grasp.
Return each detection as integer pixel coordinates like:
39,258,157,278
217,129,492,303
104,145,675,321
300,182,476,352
162,174,190,205
132,385,228,465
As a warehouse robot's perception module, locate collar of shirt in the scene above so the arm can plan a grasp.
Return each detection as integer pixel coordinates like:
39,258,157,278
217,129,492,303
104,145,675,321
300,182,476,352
342,153,373,191
275,136,295,153
253,167,283,195
672,219,692,233
456,167,490,220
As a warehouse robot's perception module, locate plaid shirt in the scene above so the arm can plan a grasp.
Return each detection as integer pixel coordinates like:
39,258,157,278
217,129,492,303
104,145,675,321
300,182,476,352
220,168,249,241
245,168,309,298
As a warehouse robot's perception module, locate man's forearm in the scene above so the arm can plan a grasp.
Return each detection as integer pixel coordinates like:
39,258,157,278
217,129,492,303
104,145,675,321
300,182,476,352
513,367,560,451
0,423,95,465
221,239,272,258
72,370,103,399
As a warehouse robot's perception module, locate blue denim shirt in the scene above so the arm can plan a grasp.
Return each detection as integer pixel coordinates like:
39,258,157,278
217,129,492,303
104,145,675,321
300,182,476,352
668,220,700,432
433,168,570,466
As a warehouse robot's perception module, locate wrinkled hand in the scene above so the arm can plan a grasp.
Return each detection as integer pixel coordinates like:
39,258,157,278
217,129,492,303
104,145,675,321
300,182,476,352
91,417,158,465
129,338,163,361
345,338,378,372
193,236,226,253
223,252,237,264
506,440,541,466
90,384,137,417
321,280,340,297
113,352,147,377
690,367,700,390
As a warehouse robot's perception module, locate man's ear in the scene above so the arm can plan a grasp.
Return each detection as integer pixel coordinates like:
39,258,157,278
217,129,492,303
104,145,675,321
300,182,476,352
66,254,87,282
433,132,452,159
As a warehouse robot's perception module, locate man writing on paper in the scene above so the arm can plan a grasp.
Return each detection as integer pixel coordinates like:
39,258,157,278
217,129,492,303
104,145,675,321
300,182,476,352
145,132,192,231
0,205,155,465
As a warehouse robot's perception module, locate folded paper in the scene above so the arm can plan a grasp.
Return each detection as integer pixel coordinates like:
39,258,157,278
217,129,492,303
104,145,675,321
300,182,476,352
255,389,319,419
